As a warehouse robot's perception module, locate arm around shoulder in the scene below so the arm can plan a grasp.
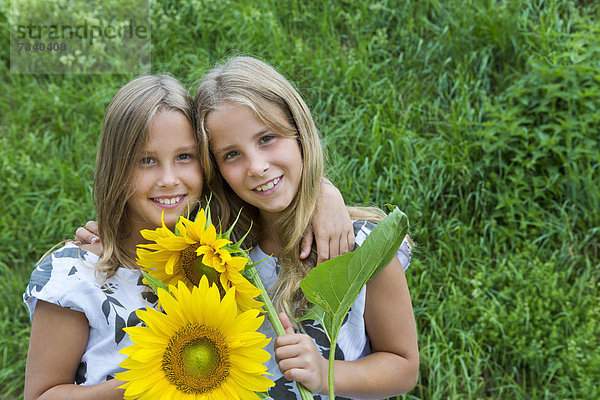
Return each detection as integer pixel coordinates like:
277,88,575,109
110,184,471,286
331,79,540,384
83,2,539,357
305,179,353,263
24,300,125,400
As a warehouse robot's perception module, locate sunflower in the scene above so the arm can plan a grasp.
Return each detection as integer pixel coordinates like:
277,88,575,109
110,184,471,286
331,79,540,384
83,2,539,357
116,277,274,400
137,210,263,312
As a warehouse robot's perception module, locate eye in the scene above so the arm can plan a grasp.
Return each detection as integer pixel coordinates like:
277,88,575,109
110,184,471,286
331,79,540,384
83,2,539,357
224,151,240,160
140,156,155,165
177,153,194,161
259,135,274,144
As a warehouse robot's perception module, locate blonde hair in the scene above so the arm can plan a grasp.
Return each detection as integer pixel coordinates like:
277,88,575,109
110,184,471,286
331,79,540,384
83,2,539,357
196,56,388,321
94,75,203,278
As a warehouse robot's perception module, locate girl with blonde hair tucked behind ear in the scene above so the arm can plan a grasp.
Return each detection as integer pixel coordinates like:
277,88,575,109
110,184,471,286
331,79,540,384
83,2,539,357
196,56,418,399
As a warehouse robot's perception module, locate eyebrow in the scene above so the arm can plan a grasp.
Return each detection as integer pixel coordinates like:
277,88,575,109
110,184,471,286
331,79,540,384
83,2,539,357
213,128,270,155
176,144,198,153
140,144,198,155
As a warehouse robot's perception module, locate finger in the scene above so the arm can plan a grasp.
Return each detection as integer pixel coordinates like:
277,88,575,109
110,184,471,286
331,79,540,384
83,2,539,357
275,342,302,363
75,227,98,245
347,230,356,252
85,221,99,236
299,229,314,260
81,242,103,257
328,236,340,261
282,367,312,384
276,336,314,364
279,356,324,393
316,236,329,265
279,312,295,335
339,234,349,255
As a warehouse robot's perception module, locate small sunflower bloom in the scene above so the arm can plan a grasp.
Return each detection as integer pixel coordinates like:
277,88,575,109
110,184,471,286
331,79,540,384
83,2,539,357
137,209,263,312
196,227,233,269
116,277,274,400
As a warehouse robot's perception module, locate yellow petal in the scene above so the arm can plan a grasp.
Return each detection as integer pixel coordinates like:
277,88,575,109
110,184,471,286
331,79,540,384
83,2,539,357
225,256,248,272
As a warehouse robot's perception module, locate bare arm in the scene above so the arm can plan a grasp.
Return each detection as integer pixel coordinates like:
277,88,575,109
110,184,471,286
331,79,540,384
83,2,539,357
300,179,354,263
24,300,125,400
275,257,419,398
331,256,419,397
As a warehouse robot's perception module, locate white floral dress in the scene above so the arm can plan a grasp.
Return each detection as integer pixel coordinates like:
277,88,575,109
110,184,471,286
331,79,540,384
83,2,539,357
23,242,158,385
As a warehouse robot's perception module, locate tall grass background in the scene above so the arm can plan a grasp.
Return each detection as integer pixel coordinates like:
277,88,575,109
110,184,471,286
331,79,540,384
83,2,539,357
1,0,598,398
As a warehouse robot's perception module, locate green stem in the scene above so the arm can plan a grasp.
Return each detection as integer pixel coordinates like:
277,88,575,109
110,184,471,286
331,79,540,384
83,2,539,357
328,338,337,399
245,267,314,400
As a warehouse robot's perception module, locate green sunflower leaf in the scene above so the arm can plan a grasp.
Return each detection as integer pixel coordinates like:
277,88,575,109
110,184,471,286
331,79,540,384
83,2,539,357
298,304,332,342
299,206,409,342
141,270,169,295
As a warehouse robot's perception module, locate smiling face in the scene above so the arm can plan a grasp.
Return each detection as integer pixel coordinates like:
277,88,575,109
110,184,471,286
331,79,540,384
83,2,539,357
126,110,203,234
207,102,303,223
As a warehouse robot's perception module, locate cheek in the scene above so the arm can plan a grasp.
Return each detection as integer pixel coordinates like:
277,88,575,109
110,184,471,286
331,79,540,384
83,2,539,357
218,163,238,184
186,163,204,193
280,141,303,171
129,168,159,202
218,163,246,192
129,170,147,195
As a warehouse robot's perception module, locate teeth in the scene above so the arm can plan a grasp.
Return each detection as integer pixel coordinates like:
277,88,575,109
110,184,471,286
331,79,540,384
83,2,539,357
256,177,280,192
155,196,182,205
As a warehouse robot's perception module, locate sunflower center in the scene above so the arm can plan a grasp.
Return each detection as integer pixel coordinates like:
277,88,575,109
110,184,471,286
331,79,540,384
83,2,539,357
182,338,219,377
163,323,230,394
180,245,222,291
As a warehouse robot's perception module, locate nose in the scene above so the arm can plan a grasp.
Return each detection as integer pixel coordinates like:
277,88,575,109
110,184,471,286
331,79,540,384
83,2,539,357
157,163,180,187
246,151,269,177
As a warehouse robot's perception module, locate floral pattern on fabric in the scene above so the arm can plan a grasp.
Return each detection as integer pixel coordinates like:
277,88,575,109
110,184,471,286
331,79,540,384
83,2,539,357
23,242,158,385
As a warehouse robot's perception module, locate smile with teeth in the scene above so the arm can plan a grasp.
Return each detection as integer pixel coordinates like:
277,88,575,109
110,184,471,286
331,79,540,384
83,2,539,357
254,177,281,192
153,196,183,205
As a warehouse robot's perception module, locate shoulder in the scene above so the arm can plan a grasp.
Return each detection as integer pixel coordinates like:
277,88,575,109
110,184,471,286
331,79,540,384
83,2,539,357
24,242,101,316
352,220,377,246
352,219,412,270
27,243,99,289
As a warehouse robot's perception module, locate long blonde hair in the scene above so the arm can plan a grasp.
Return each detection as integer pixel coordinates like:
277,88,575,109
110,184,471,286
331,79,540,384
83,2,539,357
95,75,202,278
196,56,389,320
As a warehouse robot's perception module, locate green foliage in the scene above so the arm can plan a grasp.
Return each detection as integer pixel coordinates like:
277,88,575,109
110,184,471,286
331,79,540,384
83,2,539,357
470,248,600,397
1,0,599,398
141,270,169,295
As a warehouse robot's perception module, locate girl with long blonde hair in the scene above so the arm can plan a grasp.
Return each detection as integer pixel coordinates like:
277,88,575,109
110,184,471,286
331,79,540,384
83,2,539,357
24,75,205,399
196,56,419,399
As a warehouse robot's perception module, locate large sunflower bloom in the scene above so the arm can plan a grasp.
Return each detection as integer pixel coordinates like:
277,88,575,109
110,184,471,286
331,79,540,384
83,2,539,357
137,211,263,311
116,277,274,400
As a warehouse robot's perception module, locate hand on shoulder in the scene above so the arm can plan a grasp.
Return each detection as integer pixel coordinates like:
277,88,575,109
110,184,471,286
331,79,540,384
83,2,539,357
75,221,103,256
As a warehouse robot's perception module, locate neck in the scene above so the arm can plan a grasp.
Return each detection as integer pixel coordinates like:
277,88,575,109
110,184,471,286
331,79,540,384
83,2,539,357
258,209,280,227
258,213,281,257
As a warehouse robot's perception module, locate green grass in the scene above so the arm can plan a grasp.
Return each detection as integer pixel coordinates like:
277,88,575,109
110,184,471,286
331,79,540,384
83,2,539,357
1,0,599,398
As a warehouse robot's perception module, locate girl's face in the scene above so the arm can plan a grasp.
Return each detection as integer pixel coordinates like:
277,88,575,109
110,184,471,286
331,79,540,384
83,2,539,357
126,111,203,233
207,102,303,222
